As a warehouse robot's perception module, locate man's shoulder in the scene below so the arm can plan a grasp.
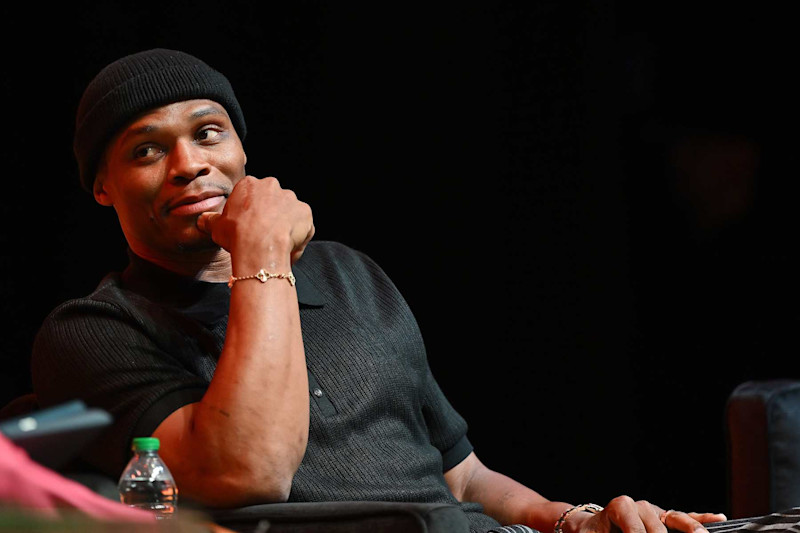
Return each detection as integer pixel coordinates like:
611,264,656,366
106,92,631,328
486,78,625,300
299,240,384,277
298,240,408,310
40,271,144,327
303,240,366,260
303,240,382,266
32,272,140,368
64,271,128,303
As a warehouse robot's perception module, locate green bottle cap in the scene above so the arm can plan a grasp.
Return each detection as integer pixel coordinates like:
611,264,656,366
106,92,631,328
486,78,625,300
131,437,160,451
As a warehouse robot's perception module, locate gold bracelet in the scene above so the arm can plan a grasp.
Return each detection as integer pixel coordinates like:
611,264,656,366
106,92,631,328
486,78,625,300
554,503,604,533
228,269,296,288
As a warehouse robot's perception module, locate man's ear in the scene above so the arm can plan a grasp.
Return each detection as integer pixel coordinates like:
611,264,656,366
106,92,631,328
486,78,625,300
93,166,114,206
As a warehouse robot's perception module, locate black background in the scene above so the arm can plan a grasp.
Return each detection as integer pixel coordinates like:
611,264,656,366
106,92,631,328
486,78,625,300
1,0,797,518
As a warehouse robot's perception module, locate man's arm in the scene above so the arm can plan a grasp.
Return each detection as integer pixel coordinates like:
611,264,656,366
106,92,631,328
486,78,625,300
444,452,570,531
445,452,726,533
153,177,315,508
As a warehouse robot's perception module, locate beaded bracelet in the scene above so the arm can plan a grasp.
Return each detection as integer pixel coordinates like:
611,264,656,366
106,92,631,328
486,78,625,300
228,269,296,288
554,503,604,533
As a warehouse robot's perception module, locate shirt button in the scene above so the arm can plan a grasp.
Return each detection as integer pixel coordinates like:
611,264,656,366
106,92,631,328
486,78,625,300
312,388,324,398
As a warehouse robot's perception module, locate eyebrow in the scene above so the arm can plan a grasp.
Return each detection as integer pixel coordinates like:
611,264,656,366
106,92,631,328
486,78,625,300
122,124,157,138
190,106,227,120
117,105,227,145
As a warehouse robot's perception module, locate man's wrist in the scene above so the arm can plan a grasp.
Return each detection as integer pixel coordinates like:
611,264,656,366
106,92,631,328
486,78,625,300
554,503,604,533
231,232,294,272
231,249,293,276
228,269,296,288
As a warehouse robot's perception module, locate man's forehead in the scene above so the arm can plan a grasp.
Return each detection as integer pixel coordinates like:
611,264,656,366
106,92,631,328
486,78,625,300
114,99,230,144
126,99,229,128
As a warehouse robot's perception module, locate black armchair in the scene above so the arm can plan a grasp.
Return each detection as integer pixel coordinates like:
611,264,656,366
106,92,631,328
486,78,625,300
726,380,800,518
208,501,470,533
0,395,471,532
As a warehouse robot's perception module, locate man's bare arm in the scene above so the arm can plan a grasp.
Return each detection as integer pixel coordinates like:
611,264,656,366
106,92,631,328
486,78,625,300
445,452,565,530
445,452,726,533
153,177,314,507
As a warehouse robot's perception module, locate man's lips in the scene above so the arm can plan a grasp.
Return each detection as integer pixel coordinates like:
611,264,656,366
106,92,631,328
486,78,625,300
168,193,226,216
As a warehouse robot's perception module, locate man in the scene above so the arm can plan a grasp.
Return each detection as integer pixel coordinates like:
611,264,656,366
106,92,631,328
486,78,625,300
31,48,724,533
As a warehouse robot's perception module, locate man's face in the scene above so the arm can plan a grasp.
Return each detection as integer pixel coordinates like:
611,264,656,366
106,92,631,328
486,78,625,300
95,99,247,259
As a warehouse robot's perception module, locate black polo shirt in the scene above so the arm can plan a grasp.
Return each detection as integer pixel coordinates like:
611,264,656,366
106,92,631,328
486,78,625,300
32,240,500,531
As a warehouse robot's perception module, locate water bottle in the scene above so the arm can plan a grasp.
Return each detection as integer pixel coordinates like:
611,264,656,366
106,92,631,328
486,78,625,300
118,437,178,519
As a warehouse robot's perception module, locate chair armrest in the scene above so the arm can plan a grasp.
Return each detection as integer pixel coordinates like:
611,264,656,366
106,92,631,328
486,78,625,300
207,501,471,533
726,379,800,517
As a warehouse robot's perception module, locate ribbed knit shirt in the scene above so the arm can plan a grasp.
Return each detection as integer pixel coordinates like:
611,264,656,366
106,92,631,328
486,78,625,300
31,240,501,532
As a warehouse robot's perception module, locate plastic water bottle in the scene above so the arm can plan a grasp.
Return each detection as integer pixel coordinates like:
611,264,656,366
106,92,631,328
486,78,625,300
118,437,178,519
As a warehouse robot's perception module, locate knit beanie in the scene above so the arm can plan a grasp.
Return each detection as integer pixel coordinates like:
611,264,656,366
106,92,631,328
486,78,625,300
73,48,247,193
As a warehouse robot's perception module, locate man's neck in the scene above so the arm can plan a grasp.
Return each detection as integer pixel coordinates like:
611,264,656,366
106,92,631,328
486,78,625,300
133,247,233,283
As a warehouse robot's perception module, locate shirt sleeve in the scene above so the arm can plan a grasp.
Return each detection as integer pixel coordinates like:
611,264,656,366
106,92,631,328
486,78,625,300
31,293,208,478
419,361,473,471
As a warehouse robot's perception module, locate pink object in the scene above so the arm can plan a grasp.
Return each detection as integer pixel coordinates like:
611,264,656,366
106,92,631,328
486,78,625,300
0,432,155,522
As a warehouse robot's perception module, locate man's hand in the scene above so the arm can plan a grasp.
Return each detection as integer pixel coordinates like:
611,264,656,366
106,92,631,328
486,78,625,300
444,453,727,533
568,497,727,533
196,176,315,266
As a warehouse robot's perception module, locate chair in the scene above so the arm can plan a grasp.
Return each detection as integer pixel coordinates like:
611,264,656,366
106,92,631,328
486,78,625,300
207,501,471,533
0,394,471,532
726,380,800,518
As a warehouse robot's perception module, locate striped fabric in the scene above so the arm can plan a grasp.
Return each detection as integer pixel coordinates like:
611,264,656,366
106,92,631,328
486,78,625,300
707,508,800,533
488,508,800,533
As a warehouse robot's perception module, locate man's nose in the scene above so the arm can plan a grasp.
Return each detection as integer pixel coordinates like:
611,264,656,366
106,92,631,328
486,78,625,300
167,138,210,183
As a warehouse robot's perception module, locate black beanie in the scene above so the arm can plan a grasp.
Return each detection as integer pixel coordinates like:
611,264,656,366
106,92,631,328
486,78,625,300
73,48,247,193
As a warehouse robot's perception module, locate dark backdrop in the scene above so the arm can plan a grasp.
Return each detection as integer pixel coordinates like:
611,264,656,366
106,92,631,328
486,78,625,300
1,0,796,517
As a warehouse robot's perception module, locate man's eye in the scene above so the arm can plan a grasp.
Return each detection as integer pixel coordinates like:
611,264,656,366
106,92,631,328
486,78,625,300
197,128,221,141
133,145,162,159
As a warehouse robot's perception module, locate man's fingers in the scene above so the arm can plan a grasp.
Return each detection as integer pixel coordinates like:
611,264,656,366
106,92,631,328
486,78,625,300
687,513,727,525
604,496,646,533
638,504,664,533
661,510,710,533
601,501,727,533
197,212,221,234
